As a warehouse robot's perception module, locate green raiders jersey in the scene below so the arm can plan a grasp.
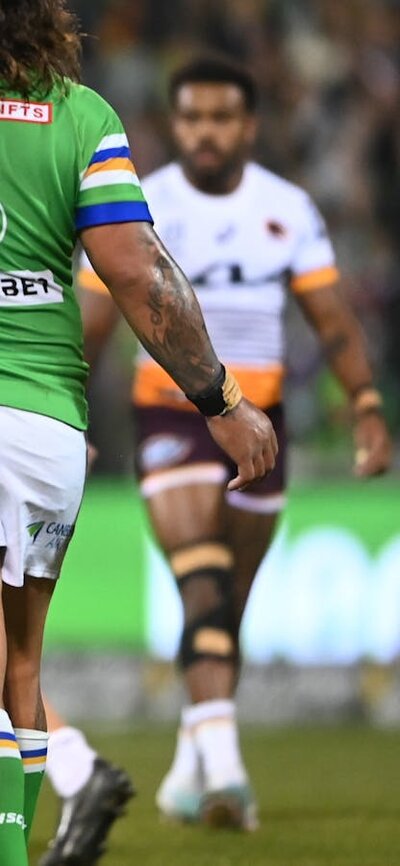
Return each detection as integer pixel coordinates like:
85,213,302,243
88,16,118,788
0,81,152,429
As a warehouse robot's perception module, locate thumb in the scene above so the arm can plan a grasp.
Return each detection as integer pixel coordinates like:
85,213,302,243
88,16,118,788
227,473,247,492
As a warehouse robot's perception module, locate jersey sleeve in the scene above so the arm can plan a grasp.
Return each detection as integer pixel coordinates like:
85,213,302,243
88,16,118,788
290,195,339,293
75,92,153,232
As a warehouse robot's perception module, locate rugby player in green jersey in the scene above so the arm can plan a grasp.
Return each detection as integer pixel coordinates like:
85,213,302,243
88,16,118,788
0,2,278,864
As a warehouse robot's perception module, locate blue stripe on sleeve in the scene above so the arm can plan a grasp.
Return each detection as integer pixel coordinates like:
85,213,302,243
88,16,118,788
20,748,48,759
0,732,16,742
88,146,132,166
76,201,153,230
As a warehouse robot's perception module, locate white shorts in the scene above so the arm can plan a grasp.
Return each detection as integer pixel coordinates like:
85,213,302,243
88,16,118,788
0,407,86,587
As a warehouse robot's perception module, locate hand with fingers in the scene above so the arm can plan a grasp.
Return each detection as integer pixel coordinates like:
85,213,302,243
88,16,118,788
206,398,278,491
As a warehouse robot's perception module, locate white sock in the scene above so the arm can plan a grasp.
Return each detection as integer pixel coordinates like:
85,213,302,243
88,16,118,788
186,699,247,791
46,726,97,799
164,707,199,784
14,727,48,774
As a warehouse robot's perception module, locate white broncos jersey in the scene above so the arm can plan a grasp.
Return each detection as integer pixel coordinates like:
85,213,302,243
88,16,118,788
80,161,338,409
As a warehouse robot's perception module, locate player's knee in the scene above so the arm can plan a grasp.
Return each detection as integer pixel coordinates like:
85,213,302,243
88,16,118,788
171,541,233,610
170,540,234,589
178,600,239,670
170,540,234,618
169,540,239,669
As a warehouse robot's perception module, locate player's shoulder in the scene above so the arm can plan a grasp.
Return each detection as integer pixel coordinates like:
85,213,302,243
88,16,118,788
247,162,313,213
65,82,114,113
64,84,124,167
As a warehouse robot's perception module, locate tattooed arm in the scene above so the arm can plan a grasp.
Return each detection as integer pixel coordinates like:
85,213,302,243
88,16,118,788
81,221,220,395
296,281,391,476
80,221,277,488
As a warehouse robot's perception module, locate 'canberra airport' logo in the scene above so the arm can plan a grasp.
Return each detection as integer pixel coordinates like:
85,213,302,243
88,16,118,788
27,520,74,550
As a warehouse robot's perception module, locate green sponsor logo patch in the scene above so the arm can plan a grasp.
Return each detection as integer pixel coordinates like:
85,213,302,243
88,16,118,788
27,521,45,543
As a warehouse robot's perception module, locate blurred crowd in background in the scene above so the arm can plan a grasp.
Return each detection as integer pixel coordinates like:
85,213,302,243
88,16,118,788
70,0,400,470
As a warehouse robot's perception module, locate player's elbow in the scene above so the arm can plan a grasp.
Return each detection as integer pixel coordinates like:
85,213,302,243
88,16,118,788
105,257,153,303
81,221,161,302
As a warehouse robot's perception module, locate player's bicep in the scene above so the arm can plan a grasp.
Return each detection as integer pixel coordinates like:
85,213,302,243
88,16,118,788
290,194,339,296
80,221,162,298
295,280,343,326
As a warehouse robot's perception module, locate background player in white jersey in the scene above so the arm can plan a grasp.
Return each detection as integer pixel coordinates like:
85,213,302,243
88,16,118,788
43,56,391,847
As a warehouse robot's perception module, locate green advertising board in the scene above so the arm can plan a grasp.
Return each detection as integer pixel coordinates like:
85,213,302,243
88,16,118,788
44,479,148,649
44,477,400,662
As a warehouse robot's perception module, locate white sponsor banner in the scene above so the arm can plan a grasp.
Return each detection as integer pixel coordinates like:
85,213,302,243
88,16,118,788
0,270,63,306
0,99,52,124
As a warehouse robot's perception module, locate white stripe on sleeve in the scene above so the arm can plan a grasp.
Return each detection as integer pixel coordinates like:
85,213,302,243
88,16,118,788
95,133,129,152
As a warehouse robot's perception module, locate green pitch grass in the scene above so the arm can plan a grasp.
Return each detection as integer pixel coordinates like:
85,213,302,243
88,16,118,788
31,726,400,866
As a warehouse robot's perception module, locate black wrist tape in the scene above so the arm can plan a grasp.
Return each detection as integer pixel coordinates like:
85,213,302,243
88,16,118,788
185,365,228,416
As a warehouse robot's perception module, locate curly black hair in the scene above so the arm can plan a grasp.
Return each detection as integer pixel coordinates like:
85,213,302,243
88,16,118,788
0,0,81,98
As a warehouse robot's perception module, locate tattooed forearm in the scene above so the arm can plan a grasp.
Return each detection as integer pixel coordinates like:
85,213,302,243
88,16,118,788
125,229,221,394
83,221,222,394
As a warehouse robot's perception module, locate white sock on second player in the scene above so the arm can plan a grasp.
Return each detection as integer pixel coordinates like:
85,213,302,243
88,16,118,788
186,699,247,791
166,707,199,783
46,726,97,799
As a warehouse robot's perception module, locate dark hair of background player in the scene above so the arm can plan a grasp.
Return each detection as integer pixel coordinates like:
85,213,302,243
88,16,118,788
169,55,258,113
0,0,81,98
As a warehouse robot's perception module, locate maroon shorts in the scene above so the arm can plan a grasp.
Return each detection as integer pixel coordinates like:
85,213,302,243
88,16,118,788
134,403,286,513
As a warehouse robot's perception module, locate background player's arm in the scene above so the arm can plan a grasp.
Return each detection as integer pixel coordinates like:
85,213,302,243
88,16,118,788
296,282,392,477
79,287,118,472
81,287,119,368
80,221,277,489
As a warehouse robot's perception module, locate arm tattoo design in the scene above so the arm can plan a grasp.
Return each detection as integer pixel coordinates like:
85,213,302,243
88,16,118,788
133,230,220,395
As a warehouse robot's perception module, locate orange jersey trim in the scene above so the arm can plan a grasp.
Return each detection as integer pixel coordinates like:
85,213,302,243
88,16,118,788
291,266,339,293
84,157,136,178
78,268,109,294
132,362,284,411
81,264,339,300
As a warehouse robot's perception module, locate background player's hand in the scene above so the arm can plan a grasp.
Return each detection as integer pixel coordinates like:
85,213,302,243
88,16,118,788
206,398,278,491
353,412,392,477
